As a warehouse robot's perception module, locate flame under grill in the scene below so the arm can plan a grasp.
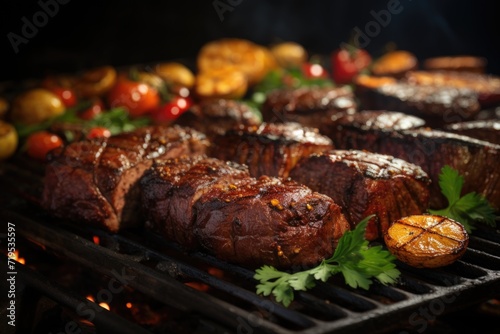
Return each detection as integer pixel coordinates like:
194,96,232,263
1,158,500,334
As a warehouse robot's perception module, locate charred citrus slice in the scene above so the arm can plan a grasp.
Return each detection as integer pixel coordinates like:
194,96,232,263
384,215,469,268
0,120,18,160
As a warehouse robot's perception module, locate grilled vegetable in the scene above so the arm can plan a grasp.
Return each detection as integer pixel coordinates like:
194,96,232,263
154,62,195,89
371,50,418,77
26,131,63,161
0,120,18,160
75,66,117,98
194,67,248,99
270,42,308,68
11,88,65,125
197,38,274,85
331,47,372,84
384,215,469,268
423,56,487,73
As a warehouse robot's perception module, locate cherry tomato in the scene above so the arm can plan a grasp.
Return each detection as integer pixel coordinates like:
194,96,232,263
151,96,193,122
107,76,160,117
331,48,372,84
302,63,329,78
79,99,105,120
87,127,111,139
26,131,63,161
49,87,77,108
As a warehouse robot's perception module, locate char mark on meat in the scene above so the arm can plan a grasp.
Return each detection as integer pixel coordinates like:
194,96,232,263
210,122,333,178
174,98,262,139
261,86,357,128
444,119,500,145
41,125,209,232
290,150,431,240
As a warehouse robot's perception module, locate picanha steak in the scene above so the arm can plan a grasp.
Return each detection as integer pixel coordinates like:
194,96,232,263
210,122,333,178
329,127,500,210
261,86,357,128
289,150,431,240
41,125,209,232
140,155,350,268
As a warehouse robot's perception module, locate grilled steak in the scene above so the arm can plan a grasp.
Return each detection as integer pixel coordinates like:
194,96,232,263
320,110,425,147
261,86,357,128
355,77,481,128
444,120,500,145
405,70,500,107
329,127,500,210
141,156,250,248
174,99,261,138
141,155,350,268
210,122,333,178
290,150,431,240
41,125,209,232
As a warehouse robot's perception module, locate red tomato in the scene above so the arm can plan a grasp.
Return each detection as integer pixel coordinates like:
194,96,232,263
79,99,105,120
49,87,77,108
26,131,63,160
302,63,329,78
107,76,160,117
87,127,111,139
331,48,372,84
151,96,193,122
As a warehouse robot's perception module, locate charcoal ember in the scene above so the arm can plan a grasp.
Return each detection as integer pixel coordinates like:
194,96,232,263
290,150,431,240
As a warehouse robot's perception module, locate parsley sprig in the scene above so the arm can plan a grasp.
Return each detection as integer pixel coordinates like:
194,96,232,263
254,216,400,307
429,165,497,233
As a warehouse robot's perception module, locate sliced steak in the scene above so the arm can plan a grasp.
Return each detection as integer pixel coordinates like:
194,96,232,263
405,70,500,107
174,99,262,138
355,77,481,128
444,119,500,145
141,155,350,269
330,127,500,210
320,110,426,144
141,156,250,248
41,125,209,232
290,150,431,240
261,86,357,128
210,122,333,178
195,175,350,269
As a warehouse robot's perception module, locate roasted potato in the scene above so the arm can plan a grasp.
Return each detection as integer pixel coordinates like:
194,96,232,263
74,65,117,98
11,88,65,125
197,38,273,86
194,66,248,99
0,120,18,160
270,42,308,68
384,215,469,268
371,50,418,77
154,62,195,89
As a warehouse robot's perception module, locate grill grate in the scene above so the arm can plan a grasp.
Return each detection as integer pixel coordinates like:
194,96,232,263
1,159,500,334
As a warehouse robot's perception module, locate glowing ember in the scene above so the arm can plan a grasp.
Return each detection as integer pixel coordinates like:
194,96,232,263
126,302,133,309
10,250,25,265
99,302,110,311
86,295,95,302
93,236,100,245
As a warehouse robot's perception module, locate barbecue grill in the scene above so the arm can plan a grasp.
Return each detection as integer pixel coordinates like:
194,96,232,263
2,156,500,334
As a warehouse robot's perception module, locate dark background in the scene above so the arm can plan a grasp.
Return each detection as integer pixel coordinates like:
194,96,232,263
1,0,500,82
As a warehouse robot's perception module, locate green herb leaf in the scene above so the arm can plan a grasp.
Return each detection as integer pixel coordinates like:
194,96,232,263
429,165,497,232
253,216,400,307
